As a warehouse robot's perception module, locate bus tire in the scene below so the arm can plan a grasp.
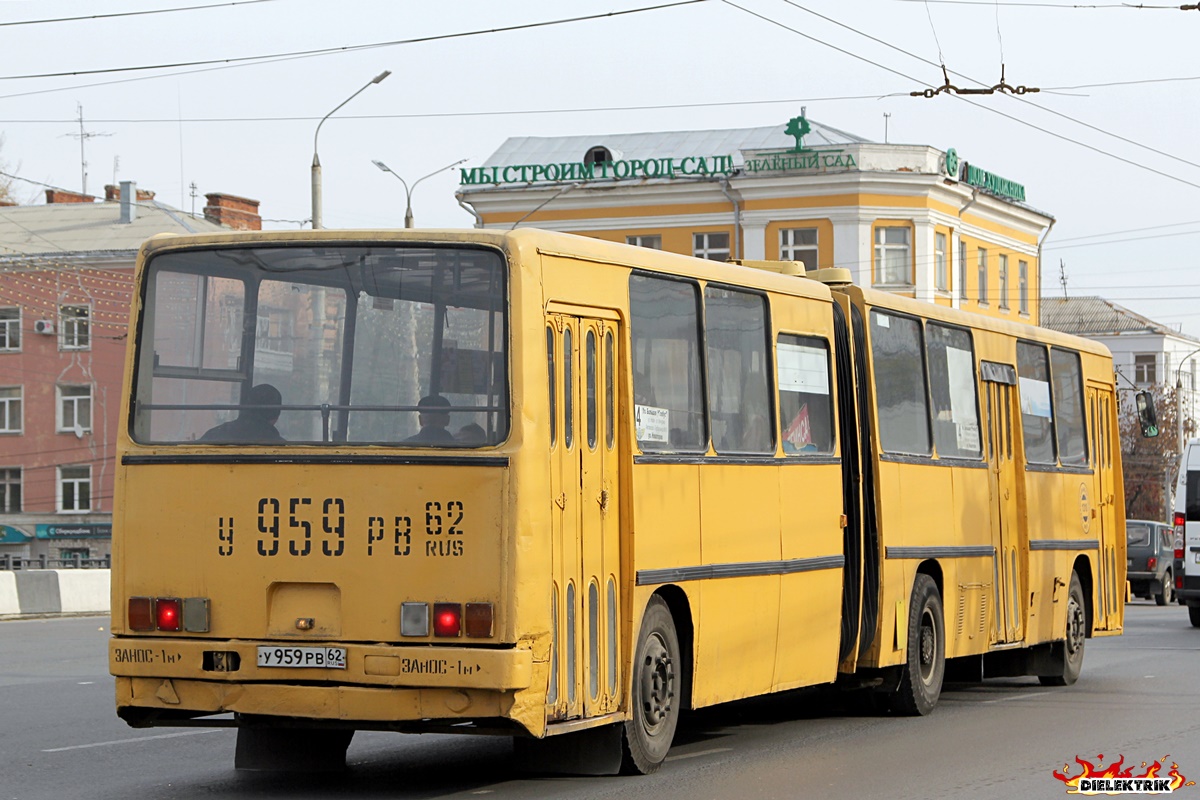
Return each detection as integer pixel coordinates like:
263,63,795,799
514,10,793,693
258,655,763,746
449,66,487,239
1189,604,1200,628
889,574,945,716
1040,572,1086,686
621,596,681,775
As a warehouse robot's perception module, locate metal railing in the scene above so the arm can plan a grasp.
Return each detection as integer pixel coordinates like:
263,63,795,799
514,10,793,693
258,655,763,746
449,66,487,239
0,555,110,570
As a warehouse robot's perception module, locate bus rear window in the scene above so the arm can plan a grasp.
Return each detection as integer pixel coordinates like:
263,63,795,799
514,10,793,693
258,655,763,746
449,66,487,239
132,245,508,446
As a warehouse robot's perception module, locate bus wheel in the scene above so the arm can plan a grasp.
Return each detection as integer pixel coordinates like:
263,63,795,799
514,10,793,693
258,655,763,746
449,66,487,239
234,726,354,772
889,574,944,716
1040,572,1086,686
621,596,681,774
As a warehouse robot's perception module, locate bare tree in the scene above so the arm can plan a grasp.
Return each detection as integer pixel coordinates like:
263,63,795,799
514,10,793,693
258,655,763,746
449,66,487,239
1121,383,1189,521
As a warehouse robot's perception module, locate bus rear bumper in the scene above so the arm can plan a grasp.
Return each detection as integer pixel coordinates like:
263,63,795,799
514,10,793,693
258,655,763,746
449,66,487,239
115,676,522,729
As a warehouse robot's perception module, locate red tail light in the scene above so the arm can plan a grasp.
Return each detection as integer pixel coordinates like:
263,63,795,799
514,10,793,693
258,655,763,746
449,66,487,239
1147,556,1157,571
1176,512,1186,559
155,597,182,631
433,603,461,637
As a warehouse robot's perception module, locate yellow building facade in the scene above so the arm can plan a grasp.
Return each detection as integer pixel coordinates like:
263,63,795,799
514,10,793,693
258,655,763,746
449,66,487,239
458,115,1053,323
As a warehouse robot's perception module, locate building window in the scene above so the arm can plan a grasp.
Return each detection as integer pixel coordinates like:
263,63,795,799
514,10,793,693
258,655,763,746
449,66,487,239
693,232,730,262
874,226,911,286
626,235,662,250
0,308,19,351
0,387,21,433
1134,354,1157,385
976,248,988,305
583,146,613,166
935,232,948,292
58,465,91,512
58,384,92,434
1019,260,1029,314
0,468,20,512
958,240,967,301
60,305,90,350
780,228,819,270
998,255,1009,310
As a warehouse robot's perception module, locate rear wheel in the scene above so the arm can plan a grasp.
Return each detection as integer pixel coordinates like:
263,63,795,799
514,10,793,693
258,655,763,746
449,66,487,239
1040,572,1086,686
1157,572,1173,606
888,574,944,716
621,596,681,774
1189,604,1200,628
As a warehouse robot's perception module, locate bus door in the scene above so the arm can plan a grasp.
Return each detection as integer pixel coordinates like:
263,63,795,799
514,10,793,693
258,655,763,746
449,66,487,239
1087,383,1120,631
547,309,622,721
982,361,1024,643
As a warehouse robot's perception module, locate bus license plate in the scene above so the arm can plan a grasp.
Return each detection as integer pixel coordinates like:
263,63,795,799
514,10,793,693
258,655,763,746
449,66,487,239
256,646,347,669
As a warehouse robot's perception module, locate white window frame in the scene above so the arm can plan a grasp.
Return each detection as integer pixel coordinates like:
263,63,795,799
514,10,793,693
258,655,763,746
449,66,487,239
0,467,20,513
626,235,662,250
998,254,1009,310
874,226,912,286
976,248,989,305
0,307,19,352
1019,260,1029,314
1134,353,1157,385
693,232,730,262
57,384,92,434
780,227,819,270
0,386,21,433
934,232,948,292
57,465,91,513
60,305,90,351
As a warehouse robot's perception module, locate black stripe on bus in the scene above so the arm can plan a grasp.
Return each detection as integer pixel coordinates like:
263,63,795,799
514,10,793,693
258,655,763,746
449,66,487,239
633,454,841,466
1029,539,1100,551
636,555,844,586
121,454,510,467
885,545,996,559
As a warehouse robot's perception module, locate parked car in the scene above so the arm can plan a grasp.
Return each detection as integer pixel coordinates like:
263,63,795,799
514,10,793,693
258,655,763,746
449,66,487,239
1127,519,1174,605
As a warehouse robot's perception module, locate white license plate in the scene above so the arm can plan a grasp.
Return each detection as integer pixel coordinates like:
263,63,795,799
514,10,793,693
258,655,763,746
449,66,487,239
256,646,346,669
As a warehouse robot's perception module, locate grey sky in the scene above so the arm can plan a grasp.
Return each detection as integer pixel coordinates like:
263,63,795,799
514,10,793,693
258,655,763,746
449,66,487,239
1,0,1196,337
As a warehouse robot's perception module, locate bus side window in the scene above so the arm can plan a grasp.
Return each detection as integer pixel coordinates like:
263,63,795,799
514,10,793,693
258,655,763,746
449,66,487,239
1051,348,1087,466
776,335,834,455
704,286,773,454
547,326,557,448
925,323,982,459
1016,342,1056,464
870,310,931,456
629,274,706,452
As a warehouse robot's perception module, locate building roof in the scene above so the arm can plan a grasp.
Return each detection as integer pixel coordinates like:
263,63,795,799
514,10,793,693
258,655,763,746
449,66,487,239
481,118,872,168
0,198,225,258
1040,295,1200,342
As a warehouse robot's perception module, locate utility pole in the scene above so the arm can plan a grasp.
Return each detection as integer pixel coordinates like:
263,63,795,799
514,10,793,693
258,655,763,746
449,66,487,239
883,112,891,144
1059,259,1068,299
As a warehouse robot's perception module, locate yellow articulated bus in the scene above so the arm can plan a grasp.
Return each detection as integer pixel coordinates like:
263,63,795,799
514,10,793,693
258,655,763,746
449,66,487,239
110,228,1139,774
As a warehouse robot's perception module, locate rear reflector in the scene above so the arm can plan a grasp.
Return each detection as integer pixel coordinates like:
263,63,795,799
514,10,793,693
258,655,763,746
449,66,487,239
465,603,493,638
128,597,154,632
400,602,429,637
155,597,182,632
433,603,461,637
1178,574,1184,590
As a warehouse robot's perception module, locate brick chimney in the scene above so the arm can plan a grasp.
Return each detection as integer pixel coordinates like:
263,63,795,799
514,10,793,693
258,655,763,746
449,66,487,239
104,184,156,202
45,189,95,204
203,193,261,231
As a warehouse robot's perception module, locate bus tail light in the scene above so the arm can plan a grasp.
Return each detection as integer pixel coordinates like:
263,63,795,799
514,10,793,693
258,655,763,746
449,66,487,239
465,603,493,638
1175,512,1186,560
401,602,429,637
128,597,155,631
433,603,461,637
182,597,210,632
156,597,182,631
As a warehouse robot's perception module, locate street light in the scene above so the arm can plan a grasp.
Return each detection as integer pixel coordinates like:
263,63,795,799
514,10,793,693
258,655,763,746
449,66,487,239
311,70,391,229
372,158,468,228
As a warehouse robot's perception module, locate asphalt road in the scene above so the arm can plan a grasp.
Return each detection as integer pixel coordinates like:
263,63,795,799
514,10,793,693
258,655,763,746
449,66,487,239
4,601,1199,800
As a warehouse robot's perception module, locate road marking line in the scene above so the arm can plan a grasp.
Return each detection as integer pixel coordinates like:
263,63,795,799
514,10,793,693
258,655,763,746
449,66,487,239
666,747,732,761
43,729,226,752
983,690,1057,704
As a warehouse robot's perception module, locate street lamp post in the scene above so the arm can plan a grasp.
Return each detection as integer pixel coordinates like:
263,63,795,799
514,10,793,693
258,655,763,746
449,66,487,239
1175,346,1200,453
311,70,391,229
372,158,468,228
